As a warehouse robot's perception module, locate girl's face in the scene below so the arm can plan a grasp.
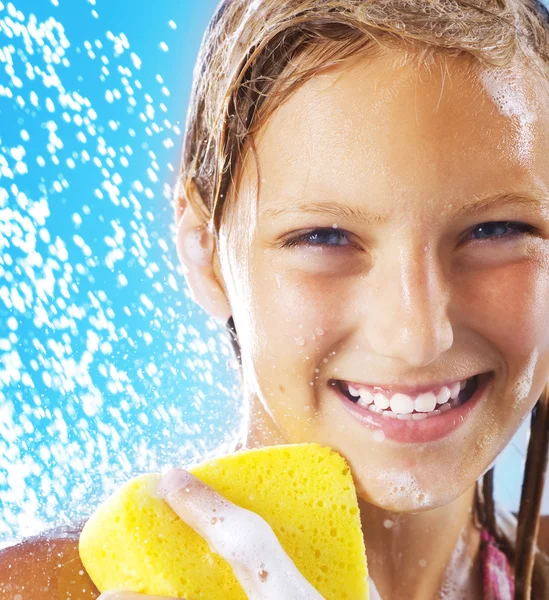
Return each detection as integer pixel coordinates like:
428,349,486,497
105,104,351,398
219,51,549,510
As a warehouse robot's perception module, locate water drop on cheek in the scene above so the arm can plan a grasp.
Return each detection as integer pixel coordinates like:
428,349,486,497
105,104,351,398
294,336,305,346
374,430,385,443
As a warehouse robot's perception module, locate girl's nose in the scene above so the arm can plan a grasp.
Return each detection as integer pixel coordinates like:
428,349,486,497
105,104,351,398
363,243,454,368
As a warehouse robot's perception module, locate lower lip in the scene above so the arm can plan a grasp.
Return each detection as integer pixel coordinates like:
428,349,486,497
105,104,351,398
335,373,493,443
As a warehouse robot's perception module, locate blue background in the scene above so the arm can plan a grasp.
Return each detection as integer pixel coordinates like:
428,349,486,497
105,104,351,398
0,0,242,547
0,0,544,548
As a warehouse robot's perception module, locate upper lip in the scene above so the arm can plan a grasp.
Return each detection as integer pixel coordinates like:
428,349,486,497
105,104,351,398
338,372,487,396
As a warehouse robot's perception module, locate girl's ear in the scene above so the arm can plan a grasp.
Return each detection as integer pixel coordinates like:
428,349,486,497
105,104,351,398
174,180,232,321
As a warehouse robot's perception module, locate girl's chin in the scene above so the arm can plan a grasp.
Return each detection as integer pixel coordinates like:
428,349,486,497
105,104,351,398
359,491,460,513
352,469,470,513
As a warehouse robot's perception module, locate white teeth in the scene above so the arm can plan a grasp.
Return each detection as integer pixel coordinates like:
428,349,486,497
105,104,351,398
345,377,471,417
437,386,451,405
348,385,361,398
415,392,437,413
450,382,461,400
390,393,414,414
357,389,374,408
374,392,390,410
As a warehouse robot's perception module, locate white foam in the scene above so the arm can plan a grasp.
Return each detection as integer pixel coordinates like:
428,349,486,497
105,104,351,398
438,526,476,599
159,471,323,600
479,66,537,165
512,347,538,408
377,469,432,509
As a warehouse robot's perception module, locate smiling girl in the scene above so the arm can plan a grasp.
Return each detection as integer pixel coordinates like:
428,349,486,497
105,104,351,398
4,0,549,598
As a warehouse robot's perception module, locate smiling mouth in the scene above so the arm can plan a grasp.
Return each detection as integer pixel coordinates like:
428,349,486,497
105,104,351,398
334,375,481,420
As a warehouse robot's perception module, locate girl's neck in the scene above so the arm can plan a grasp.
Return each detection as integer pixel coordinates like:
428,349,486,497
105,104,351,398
235,393,484,600
359,485,483,600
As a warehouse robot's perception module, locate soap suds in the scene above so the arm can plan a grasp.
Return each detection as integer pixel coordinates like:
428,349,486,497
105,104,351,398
512,348,538,408
437,526,475,600
479,66,537,165
159,469,324,600
377,469,432,509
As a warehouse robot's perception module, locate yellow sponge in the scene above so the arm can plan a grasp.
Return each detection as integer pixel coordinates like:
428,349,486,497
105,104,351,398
79,443,369,600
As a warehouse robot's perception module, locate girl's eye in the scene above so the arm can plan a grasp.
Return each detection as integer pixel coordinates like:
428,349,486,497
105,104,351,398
282,228,352,249
280,222,536,250
469,221,536,241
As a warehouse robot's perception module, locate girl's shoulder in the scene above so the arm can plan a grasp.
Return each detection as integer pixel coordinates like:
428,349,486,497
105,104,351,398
0,524,99,598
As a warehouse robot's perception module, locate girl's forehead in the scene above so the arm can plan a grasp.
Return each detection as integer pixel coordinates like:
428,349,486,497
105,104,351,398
242,53,549,215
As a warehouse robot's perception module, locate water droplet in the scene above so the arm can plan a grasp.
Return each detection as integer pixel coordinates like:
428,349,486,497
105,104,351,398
294,336,305,346
315,327,325,336
419,558,428,567
383,519,394,529
374,430,385,443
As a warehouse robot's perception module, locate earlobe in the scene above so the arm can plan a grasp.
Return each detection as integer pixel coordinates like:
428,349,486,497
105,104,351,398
175,182,231,321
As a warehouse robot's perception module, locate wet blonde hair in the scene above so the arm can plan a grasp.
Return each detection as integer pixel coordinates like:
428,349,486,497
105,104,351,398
177,1,549,596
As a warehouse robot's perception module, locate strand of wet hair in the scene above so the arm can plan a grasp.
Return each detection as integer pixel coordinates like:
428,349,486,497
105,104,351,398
515,383,549,599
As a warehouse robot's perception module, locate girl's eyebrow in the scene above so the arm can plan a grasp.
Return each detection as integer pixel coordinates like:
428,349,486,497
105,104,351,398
260,201,387,225
260,192,549,223
452,192,549,219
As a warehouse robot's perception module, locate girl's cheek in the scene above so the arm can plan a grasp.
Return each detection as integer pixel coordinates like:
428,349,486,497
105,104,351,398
249,269,349,358
457,259,549,353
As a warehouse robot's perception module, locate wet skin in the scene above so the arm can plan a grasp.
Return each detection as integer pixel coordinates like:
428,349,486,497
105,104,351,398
216,50,549,598
3,50,549,599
